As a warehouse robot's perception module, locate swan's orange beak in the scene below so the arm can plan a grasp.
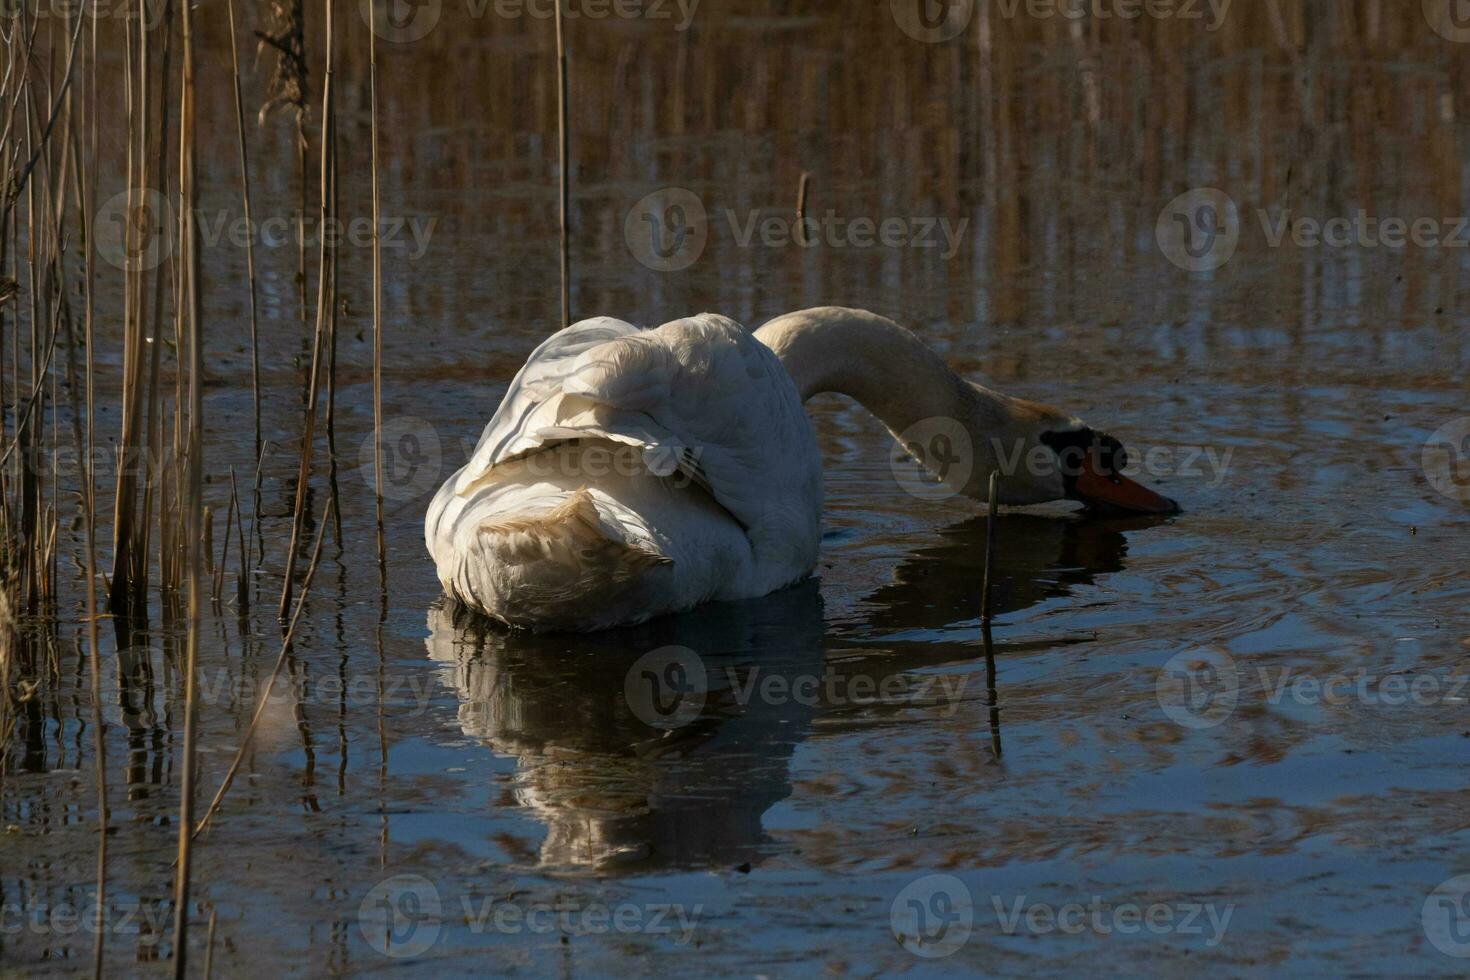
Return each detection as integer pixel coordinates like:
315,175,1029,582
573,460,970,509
1074,454,1180,515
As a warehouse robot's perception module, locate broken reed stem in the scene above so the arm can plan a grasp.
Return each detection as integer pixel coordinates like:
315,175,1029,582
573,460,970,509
980,470,999,624
279,0,335,621
369,0,386,591
195,498,334,838
245,446,268,613
554,0,569,328
225,0,263,458
202,506,214,578
795,171,809,246
981,471,1001,758
213,472,238,604
204,907,218,979
228,468,248,612
172,0,203,971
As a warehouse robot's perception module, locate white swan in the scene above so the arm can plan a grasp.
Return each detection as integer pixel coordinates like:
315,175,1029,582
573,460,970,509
425,307,1176,631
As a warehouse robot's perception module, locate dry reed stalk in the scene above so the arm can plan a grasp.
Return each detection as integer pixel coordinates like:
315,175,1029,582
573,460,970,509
171,0,203,970
981,472,1001,759
12,16,86,617
201,505,214,577
204,907,218,979
56,63,110,965
21,114,43,616
110,0,176,619
2,10,84,207
242,450,265,614
369,0,386,591
980,471,999,624
246,441,267,589
795,171,809,245
86,0,97,522
109,0,146,616
225,0,263,457
279,0,336,620
554,0,569,328
0,591,12,766
323,94,340,535
213,471,239,605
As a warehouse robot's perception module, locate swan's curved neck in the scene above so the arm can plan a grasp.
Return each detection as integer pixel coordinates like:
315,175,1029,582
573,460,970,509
758,305,1043,434
754,307,1079,505
755,308,966,430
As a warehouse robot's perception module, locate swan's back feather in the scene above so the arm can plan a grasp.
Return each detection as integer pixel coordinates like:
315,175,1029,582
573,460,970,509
451,314,820,576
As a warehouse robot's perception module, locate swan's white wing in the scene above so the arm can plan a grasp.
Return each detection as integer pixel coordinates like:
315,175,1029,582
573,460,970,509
450,313,822,579
455,316,640,486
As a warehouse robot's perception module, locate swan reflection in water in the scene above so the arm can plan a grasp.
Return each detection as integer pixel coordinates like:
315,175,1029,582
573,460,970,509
424,514,1164,872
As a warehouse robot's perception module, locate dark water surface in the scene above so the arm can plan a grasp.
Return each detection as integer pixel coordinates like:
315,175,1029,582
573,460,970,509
4,2,1470,975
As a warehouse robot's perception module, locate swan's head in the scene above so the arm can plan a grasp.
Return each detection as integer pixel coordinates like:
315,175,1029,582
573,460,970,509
1039,425,1180,515
966,388,1179,515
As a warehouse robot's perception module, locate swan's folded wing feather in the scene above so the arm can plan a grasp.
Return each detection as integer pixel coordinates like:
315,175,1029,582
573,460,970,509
453,316,640,494
452,313,821,568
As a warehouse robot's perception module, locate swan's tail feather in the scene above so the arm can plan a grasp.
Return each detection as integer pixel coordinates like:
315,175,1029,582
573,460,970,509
476,489,670,571
464,489,671,629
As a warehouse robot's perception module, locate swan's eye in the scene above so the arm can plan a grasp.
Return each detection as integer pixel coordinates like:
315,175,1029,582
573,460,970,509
1040,428,1129,480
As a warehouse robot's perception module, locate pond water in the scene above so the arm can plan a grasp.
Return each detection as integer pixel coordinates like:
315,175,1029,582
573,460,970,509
3,1,1470,975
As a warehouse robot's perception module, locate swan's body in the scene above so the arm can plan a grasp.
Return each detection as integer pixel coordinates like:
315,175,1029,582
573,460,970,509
426,307,1176,631
425,313,821,630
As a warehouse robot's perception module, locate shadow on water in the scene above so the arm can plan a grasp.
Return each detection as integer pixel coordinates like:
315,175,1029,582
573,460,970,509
855,512,1169,639
424,512,1168,873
